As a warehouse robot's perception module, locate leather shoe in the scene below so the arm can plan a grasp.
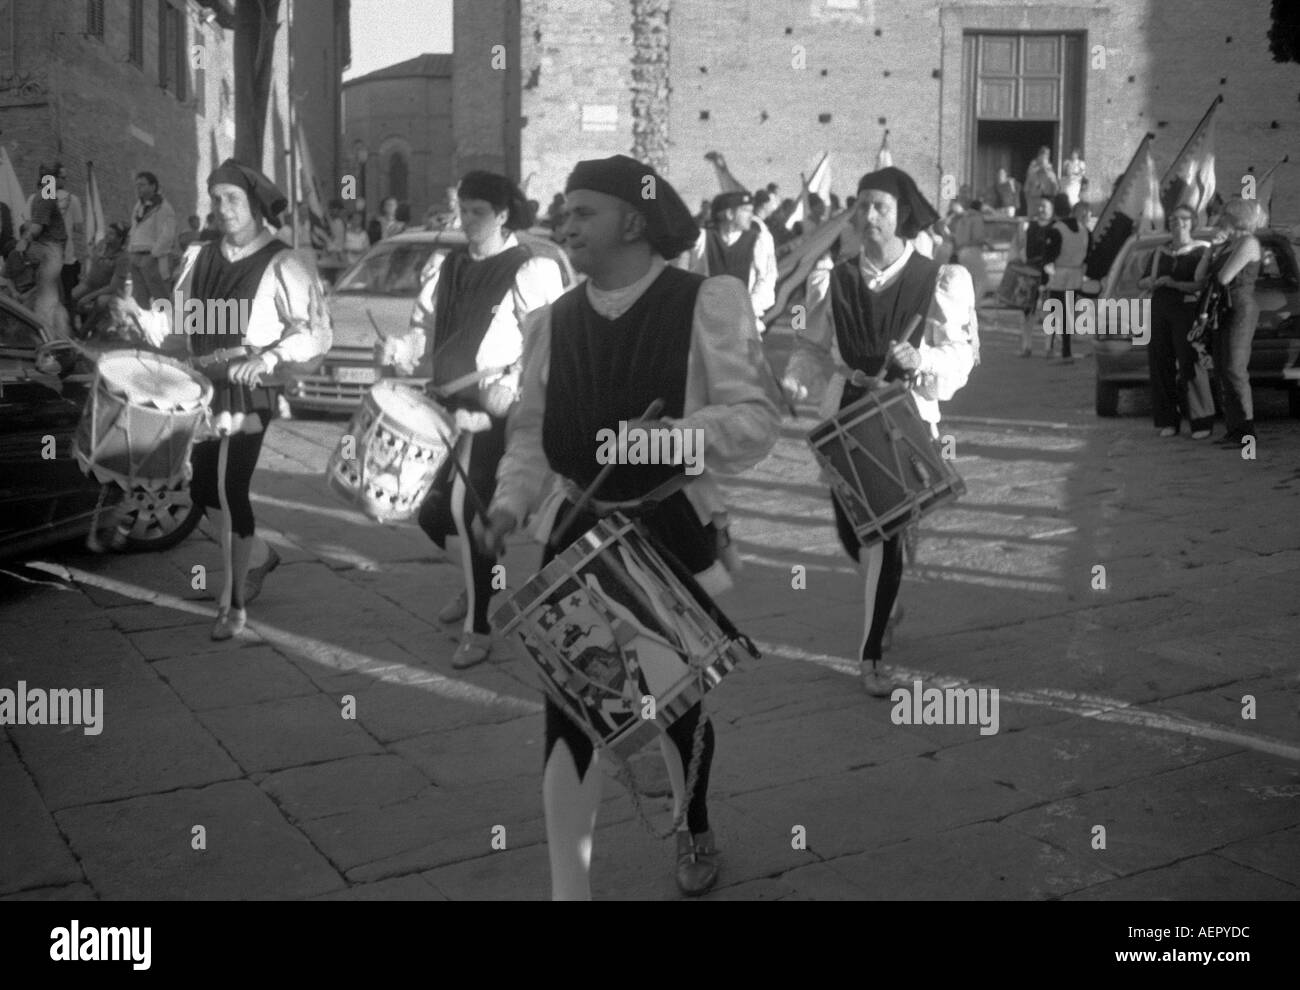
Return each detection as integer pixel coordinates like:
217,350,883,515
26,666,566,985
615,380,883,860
452,631,492,669
211,607,247,641
243,546,281,605
861,660,895,698
675,830,720,896
439,589,468,624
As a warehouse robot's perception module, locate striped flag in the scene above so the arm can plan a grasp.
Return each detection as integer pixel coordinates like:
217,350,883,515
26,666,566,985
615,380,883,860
0,145,28,228
84,160,107,250
1253,155,1289,222
294,117,331,251
762,209,850,326
1085,132,1160,281
1159,96,1221,225
785,152,831,231
704,151,746,193
876,130,893,169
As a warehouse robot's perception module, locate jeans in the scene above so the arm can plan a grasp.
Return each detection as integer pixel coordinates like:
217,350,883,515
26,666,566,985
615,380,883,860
1213,291,1258,434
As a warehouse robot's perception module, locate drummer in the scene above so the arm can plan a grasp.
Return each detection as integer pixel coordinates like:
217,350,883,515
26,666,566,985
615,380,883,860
129,159,332,640
379,171,564,669
782,166,977,697
477,155,779,899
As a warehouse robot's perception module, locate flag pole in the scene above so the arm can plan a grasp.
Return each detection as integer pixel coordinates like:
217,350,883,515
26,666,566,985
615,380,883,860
1159,94,1223,186
287,0,298,249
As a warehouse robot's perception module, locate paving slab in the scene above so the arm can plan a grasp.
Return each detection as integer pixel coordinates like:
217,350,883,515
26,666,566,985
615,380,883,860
55,780,344,900
1216,825,1300,888
1063,853,1299,901
259,753,431,822
153,645,321,712
422,842,552,901
0,759,82,895
310,874,446,901
195,693,383,774
392,717,544,787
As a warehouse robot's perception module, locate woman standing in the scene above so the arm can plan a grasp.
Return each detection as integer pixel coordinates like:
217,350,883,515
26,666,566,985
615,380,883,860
368,196,405,244
1023,147,1059,214
381,171,564,669
129,159,332,638
1196,198,1265,445
1060,149,1087,206
13,163,71,338
1010,195,1059,356
1139,205,1213,439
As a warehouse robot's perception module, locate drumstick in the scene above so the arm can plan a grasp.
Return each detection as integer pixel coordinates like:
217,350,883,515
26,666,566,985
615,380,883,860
869,313,925,388
548,397,665,551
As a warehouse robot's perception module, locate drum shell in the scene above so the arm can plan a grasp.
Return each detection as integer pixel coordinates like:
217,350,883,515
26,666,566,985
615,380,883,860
997,261,1043,310
808,383,965,548
327,381,455,522
491,515,750,761
74,350,212,490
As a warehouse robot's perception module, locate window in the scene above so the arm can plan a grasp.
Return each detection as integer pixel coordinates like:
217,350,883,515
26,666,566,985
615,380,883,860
0,309,42,351
129,0,144,67
157,2,187,101
86,0,105,39
334,243,437,297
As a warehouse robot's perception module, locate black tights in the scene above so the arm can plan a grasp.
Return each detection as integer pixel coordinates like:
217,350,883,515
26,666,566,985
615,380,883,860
834,498,905,661
190,421,269,538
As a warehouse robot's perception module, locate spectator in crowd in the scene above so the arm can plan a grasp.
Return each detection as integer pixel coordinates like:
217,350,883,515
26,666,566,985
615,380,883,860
0,200,14,257
1138,204,1213,439
946,199,991,301
71,220,132,317
178,214,202,251
753,189,775,224
1195,197,1266,446
327,199,347,255
15,163,71,336
1073,200,1096,233
1042,191,1089,362
1060,148,1087,207
1010,194,1059,356
198,213,221,243
829,192,842,214
343,211,369,265
543,192,566,230
524,198,540,228
2,226,39,301
127,170,176,305
368,196,405,244
989,167,1019,217
1023,147,1059,214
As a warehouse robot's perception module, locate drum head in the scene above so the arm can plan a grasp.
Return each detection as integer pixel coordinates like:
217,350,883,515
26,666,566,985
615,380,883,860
370,381,454,440
98,350,207,411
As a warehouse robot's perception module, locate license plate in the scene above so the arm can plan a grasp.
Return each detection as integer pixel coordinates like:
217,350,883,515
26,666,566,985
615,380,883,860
335,366,377,385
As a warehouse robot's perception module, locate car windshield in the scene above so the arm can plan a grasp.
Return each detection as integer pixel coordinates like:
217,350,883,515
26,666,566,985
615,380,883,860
335,242,436,296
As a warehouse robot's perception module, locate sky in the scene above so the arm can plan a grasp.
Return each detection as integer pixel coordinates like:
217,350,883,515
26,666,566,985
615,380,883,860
344,0,453,81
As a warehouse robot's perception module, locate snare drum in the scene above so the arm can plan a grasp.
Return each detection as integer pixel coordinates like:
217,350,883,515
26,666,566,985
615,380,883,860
808,382,965,548
327,380,456,522
996,261,1043,310
491,515,756,761
74,349,213,490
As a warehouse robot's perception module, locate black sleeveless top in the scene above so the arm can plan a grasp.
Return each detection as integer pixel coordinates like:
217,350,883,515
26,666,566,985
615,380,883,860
543,265,716,573
425,244,531,409
828,250,940,409
189,238,288,418
1152,243,1206,308
705,224,759,283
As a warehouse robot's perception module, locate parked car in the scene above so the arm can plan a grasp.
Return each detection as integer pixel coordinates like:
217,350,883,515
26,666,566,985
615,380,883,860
0,295,202,561
1093,227,1300,417
285,228,577,414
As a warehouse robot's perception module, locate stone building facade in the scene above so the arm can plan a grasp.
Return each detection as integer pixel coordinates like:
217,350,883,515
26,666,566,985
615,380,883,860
343,54,454,222
456,0,1299,222
0,0,345,235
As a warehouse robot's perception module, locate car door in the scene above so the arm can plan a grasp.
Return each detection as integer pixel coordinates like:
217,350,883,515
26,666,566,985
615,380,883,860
0,301,99,549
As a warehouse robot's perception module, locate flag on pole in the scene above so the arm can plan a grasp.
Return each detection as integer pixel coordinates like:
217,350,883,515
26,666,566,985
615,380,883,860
0,145,28,229
84,160,107,251
1085,132,1160,281
786,152,831,231
1159,95,1221,225
876,130,893,169
294,116,331,250
763,209,851,326
1253,155,1289,223
704,151,746,193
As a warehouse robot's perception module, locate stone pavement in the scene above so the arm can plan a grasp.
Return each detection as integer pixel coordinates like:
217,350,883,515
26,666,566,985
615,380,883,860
2,310,1298,901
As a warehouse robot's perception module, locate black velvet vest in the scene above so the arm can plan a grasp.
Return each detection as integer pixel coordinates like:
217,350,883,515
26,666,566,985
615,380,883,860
543,265,702,502
426,244,530,404
829,250,939,407
705,224,759,283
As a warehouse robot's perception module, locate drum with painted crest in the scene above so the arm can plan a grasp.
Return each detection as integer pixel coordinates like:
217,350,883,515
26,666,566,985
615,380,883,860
326,379,456,522
74,348,213,490
996,260,1044,310
808,382,965,548
491,514,757,761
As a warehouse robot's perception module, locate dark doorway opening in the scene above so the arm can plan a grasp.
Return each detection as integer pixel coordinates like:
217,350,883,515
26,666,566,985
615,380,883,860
975,119,1056,213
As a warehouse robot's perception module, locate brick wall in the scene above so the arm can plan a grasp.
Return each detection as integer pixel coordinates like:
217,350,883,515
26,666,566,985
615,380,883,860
344,73,454,220
453,0,521,182
510,0,1299,224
